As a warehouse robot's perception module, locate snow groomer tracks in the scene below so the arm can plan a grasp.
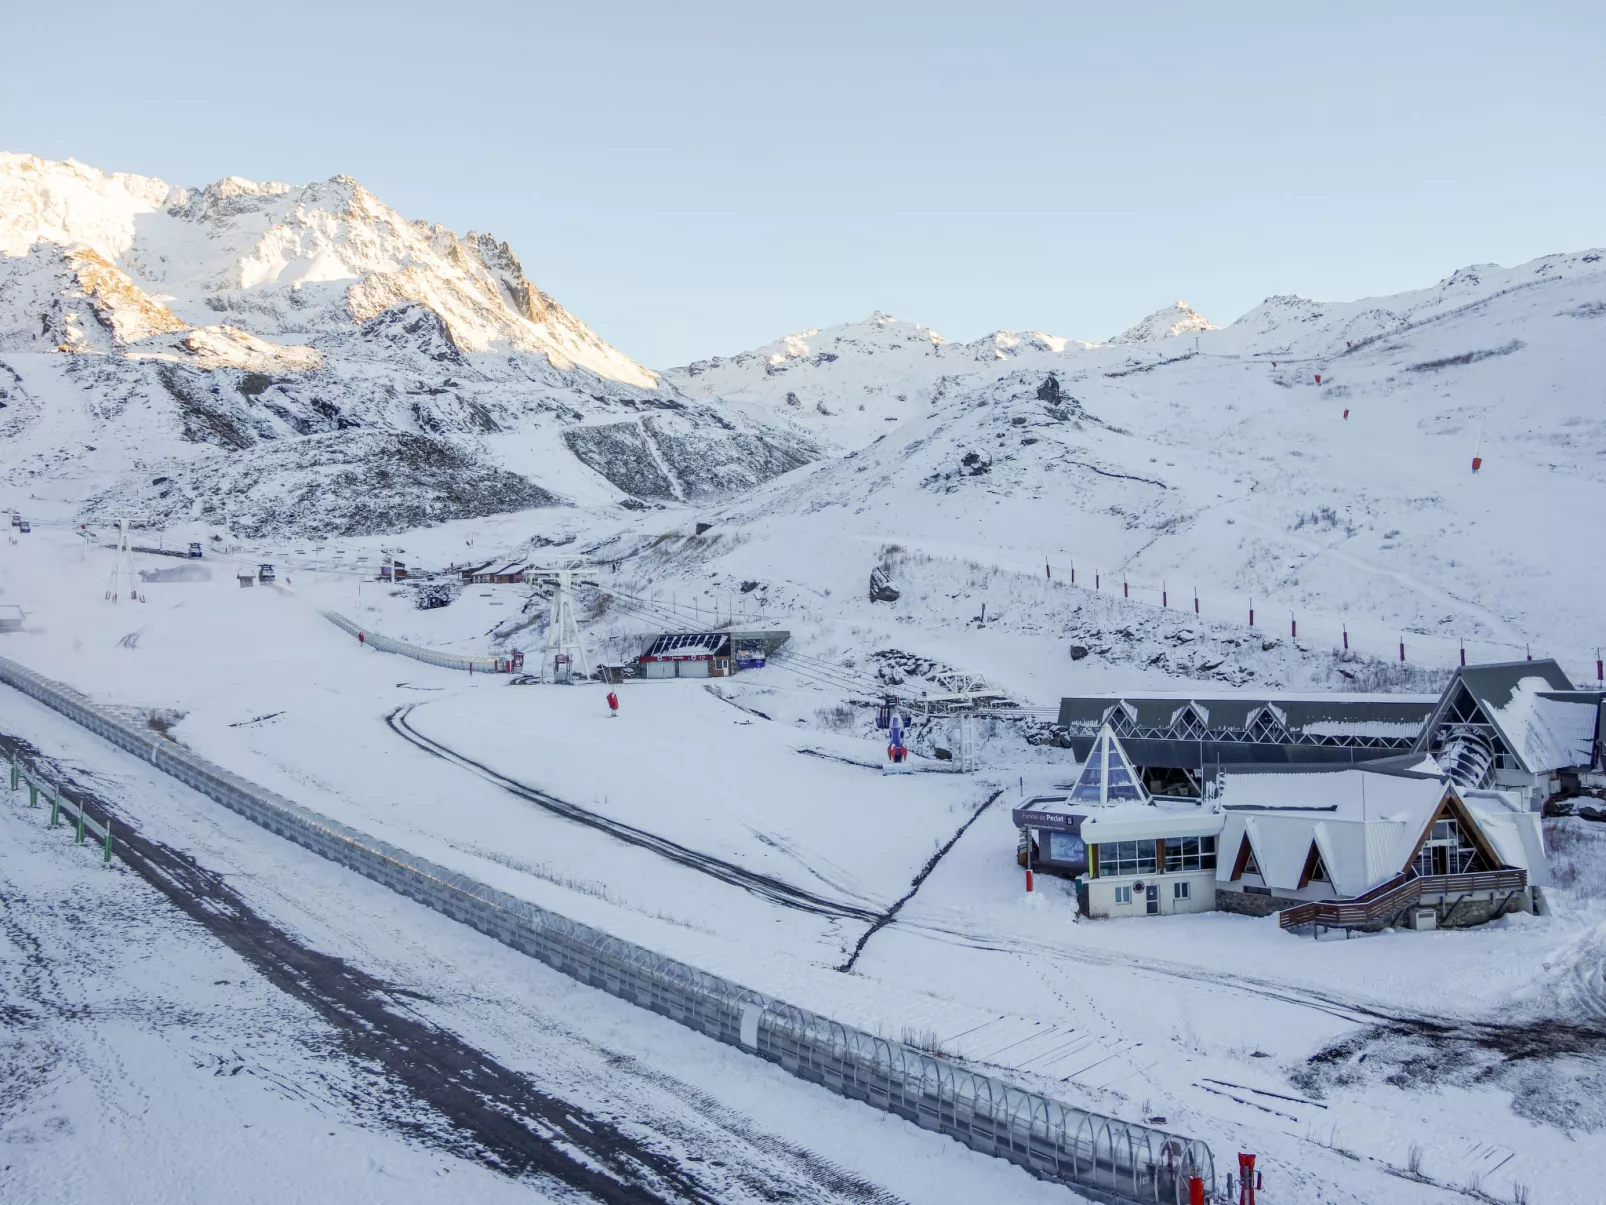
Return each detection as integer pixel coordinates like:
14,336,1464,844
387,703,885,924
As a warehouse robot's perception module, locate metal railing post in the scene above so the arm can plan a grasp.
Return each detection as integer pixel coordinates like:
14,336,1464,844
8,756,16,791
75,806,86,844
103,821,113,864
48,793,59,827
28,781,38,808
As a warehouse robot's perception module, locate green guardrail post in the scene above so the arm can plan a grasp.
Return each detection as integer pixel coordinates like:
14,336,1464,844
9,757,17,791
75,806,86,845
103,820,113,864
48,793,59,827
29,781,38,809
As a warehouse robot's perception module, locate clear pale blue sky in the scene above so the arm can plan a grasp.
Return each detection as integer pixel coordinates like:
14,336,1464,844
4,1,1602,367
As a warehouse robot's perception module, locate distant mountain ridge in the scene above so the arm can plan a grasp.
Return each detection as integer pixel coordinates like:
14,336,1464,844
0,153,819,534
666,251,1606,450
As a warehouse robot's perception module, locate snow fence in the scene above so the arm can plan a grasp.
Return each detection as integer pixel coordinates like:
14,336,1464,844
323,610,516,673
0,652,1214,1205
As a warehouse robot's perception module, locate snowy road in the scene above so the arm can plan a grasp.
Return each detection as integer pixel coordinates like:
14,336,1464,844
0,714,1075,1205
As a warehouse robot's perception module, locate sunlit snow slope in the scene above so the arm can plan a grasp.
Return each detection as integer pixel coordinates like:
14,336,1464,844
681,251,1606,674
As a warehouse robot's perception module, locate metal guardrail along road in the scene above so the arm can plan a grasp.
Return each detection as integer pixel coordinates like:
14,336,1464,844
322,611,519,674
0,651,1214,1203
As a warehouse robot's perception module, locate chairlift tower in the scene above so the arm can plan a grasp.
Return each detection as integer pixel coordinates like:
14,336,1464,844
105,519,141,603
951,702,977,773
525,558,599,683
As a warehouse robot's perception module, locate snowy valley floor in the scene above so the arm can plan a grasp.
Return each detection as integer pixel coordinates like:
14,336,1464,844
2,529,1605,1204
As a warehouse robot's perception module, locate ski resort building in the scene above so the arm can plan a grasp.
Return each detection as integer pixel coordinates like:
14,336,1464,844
1213,763,1546,930
468,562,528,585
1014,726,1549,931
635,630,792,679
1056,659,1603,808
638,632,733,678
1014,728,1221,918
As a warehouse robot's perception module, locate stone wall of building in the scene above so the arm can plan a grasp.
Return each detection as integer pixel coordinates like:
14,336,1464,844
1215,887,1302,918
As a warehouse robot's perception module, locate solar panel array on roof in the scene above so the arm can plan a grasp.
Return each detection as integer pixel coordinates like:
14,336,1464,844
644,632,729,657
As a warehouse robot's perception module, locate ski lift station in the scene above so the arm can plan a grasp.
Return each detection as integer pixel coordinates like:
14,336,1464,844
1020,659,1602,933
1016,727,1551,932
636,630,790,679
1054,659,1604,807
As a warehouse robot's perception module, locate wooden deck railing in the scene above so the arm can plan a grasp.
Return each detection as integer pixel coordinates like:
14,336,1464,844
1279,868,1527,931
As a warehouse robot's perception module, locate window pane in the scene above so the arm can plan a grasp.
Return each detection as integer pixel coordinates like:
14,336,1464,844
1048,832,1086,865
1071,756,1104,801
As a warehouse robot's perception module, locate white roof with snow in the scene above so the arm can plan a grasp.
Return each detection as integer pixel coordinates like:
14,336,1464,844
1487,679,1599,773
1215,768,1543,897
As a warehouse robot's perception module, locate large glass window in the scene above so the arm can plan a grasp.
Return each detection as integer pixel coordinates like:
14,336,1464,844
1047,831,1086,866
1415,817,1480,877
1164,835,1218,873
1070,755,1104,801
1104,760,1144,802
1098,840,1158,877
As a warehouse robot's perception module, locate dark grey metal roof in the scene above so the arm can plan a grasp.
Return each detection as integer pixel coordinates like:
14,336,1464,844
1454,659,1573,712
1058,694,1435,733
1412,659,1591,772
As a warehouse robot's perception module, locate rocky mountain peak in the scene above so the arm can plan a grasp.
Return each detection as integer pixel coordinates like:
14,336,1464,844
1108,300,1216,344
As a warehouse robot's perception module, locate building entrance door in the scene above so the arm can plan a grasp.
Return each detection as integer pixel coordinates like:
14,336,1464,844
1145,884,1160,915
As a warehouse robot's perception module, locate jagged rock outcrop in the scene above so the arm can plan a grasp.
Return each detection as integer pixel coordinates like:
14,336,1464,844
82,431,563,538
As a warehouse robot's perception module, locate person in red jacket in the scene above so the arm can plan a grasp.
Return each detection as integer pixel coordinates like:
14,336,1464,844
607,690,619,718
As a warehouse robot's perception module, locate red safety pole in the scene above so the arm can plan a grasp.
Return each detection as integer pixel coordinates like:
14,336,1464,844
1045,561,1051,581
1597,648,1603,682
1193,588,1199,615
1342,624,1349,651
1071,563,1076,585
1460,642,1466,667
1249,599,1255,628
1025,866,1034,892
1237,1153,1257,1205
1399,637,1406,663
1163,582,1168,608
1290,613,1296,640
1188,1176,1205,1205
1315,373,1322,384
1096,573,1100,590
1123,580,1128,599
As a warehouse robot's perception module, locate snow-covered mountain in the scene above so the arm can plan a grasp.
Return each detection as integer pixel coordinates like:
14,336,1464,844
1107,300,1216,344
0,154,819,534
652,247,1606,680
664,311,1087,448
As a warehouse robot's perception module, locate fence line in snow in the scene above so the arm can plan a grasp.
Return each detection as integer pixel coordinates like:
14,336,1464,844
1030,557,1597,682
321,611,519,674
0,651,1214,1204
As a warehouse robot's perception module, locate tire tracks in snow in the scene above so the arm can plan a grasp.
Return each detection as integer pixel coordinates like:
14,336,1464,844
0,731,904,1205
387,704,885,924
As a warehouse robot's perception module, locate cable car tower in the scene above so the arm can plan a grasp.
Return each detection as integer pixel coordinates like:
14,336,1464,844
525,558,599,683
105,519,143,603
